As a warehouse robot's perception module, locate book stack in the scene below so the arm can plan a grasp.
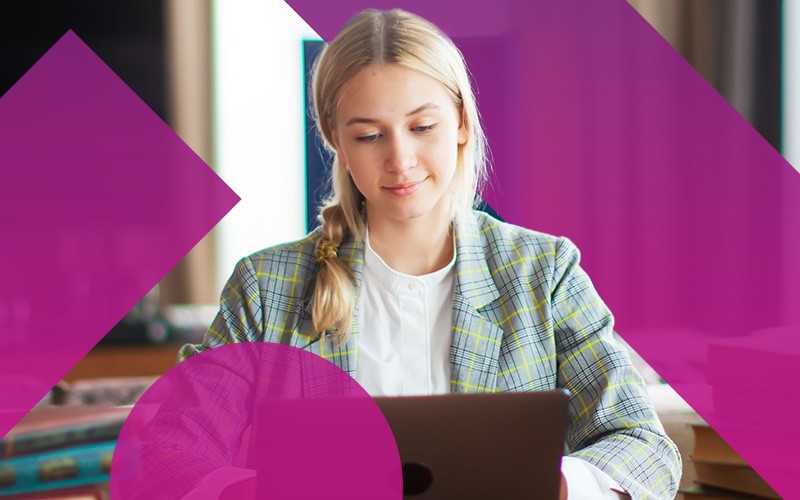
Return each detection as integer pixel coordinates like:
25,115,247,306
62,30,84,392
684,327,800,499
0,406,131,499
694,326,800,498
680,424,780,499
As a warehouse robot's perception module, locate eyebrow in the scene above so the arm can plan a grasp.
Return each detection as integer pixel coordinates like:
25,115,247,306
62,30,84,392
345,103,441,126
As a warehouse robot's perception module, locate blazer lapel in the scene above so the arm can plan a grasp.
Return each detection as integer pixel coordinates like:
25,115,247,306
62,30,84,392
449,211,505,393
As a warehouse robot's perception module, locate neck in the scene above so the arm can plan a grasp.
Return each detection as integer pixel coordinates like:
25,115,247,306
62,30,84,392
367,207,455,276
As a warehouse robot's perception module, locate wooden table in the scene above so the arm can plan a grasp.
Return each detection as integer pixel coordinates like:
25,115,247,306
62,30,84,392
63,344,182,382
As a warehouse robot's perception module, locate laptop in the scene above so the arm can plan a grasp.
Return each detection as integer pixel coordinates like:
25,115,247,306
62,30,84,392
254,390,569,499
375,391,569,499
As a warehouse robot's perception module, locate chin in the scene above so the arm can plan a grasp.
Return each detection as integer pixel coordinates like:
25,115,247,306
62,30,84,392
372,193,448,222
390,209,427,221
398,203,444,221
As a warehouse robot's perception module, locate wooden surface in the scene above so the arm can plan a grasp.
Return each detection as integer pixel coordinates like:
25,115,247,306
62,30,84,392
63,344,181,382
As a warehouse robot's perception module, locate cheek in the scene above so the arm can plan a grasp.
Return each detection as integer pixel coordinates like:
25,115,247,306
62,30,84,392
345,161,378,194
430,138,460,177
340,141,374,168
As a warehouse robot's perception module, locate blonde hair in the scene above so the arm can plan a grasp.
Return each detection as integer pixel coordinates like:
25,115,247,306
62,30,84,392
310,8,488,341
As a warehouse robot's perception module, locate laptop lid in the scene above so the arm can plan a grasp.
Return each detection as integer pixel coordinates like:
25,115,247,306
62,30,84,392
374,390,569,499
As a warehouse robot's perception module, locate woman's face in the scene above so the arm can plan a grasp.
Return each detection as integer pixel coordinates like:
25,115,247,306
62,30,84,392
332,64,467,226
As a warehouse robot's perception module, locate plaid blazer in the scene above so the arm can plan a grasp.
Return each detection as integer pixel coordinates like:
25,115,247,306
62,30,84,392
178,210,681,499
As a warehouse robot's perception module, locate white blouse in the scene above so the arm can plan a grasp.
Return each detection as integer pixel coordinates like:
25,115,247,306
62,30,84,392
355,230,456,396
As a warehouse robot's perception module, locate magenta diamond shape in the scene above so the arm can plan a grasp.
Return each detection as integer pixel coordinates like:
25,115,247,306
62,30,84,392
0,30,239,436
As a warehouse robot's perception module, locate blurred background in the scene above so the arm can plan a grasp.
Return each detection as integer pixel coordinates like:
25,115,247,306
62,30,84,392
0,0,789,312
0,1,794,497
0,0,788,389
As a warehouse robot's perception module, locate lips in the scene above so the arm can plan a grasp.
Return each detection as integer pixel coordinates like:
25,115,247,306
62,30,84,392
384,178,426,196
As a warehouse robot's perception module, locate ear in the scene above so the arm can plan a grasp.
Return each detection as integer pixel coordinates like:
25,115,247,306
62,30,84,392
457,122,468,145
328,118,339,149
329,121,349,168
456,107,469,145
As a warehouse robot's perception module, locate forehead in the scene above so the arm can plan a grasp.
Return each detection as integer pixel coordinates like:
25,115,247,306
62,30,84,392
336,64,456,119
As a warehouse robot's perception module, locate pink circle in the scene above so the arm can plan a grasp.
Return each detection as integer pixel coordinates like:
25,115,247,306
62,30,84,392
110,343,402,499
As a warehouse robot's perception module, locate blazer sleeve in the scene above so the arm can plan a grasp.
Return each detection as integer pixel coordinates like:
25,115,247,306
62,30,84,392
122,344,259,498
119,258,264,498
550,238,681,499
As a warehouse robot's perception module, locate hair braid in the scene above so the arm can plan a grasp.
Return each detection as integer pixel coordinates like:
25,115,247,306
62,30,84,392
311,203,355,343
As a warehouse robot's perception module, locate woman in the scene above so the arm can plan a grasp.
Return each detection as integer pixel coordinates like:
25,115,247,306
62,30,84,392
179,9,680,499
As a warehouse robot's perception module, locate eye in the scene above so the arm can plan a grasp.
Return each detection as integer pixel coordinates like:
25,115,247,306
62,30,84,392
356,133,380,143
412,124,436,133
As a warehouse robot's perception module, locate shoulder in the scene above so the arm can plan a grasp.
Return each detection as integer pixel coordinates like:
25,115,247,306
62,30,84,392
241,229,321,274
467,210,581,274
227,229,322,297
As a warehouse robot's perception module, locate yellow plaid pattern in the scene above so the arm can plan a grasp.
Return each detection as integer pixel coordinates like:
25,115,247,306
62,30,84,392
179,210,680,499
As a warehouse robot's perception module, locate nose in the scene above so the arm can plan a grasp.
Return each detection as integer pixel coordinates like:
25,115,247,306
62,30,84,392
384,133,417,173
